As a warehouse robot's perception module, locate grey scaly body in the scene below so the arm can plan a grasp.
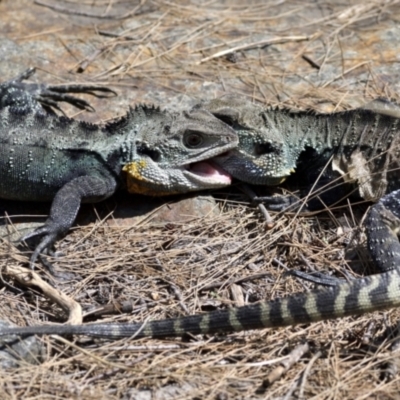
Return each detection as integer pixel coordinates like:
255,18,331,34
201,95,400,200
0,70,237,267
200,96,400,271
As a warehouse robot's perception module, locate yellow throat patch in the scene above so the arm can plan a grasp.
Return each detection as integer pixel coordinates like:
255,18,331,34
122,160,172,196
123,160,151,195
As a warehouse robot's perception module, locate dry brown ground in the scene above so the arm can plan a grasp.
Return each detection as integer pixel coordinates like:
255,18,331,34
2,0,400,398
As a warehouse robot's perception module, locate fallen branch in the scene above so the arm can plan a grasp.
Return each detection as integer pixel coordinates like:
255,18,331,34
3,265,82,324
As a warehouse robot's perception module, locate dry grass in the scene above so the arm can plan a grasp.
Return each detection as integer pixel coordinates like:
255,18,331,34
2,0,400,398
2,196,400,399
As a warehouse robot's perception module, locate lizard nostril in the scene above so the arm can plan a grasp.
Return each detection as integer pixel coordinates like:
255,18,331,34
254,143,280,156
137,146,161,162
216,151,231,158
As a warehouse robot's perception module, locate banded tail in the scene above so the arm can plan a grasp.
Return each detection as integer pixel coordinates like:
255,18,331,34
1,269,399,340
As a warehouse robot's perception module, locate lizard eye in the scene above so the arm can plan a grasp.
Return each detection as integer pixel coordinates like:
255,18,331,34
184,131,204,148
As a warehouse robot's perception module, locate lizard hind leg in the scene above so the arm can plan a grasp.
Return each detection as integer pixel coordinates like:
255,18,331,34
366,189,400,273
291,189,400,287
288,189,400,288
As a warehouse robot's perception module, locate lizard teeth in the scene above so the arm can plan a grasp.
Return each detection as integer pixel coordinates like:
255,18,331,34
188,161,232,184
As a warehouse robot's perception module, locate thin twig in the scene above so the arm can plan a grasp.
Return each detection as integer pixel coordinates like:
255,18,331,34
34,0,148,20
200,272,272,291
298,350,322,398
197,35,313,64
264,342,310,387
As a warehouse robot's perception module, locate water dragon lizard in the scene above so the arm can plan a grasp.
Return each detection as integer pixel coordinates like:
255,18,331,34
0,70,237,269
1,95,400,341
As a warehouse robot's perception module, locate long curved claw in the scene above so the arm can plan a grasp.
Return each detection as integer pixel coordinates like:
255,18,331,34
35,85,117,113
46,84,117,98
20,225,49,243
20,226,59,270
37,93,95,112
287,269,355,287
251,194,302,212
3,68,117,114
11,68,117,99
288,270,343,287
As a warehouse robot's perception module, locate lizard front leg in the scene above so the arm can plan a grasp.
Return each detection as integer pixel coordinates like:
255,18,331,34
21,174,118,269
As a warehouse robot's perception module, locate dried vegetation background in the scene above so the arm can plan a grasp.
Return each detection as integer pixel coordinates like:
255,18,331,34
2,0,400,398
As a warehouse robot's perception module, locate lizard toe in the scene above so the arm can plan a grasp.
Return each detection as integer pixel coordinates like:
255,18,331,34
28,233,59,270
252,194,301,212
20,224,61,270
20,225,51,243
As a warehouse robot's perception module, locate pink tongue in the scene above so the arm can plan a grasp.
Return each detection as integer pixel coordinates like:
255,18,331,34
190,162,231,184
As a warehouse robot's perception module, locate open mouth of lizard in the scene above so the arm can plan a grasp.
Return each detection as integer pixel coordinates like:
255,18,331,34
185,160,232,185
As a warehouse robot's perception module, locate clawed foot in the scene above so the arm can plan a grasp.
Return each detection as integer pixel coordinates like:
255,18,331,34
34,83,117,114
20,223,61,270
20,227,80,280
239,184,306,212
287,269,353,287
3,67,117,115
251,194,307,212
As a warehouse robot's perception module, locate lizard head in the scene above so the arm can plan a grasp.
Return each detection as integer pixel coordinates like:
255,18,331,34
122,106,238,196
197,95,296,186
